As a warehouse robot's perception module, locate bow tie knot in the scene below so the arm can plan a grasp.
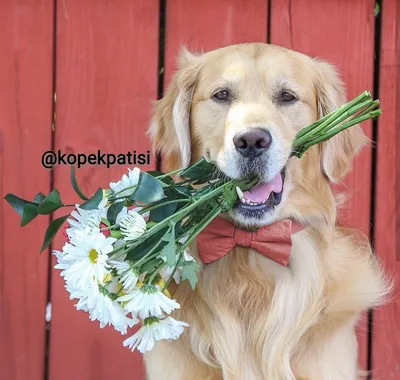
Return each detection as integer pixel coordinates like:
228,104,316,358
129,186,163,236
234,228,254,248
196,217,304,266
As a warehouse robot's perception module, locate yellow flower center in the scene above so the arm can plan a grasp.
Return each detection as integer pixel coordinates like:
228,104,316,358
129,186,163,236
89,249,99,263
103,273,112,283
156,278,172,298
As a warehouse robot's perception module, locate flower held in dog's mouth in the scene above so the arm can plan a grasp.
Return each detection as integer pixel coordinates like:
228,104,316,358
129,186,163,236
4,91,381,353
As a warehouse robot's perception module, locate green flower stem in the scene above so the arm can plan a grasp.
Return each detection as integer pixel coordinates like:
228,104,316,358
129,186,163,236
179,205,222,252
162,205,222,291
109,195,132,201
100,224,117,231
174,178,199,186
308,99,373,137
109,241,128,256
162,259,181,292
138,199,191,215
357,100,380,117
299,110,381,152
295,91,370,140
172,206,220,251
294,98,373,147
156,167,184,179
129,180,236,249
111,184,138,197
174,173,214,186
148,262,165,284
130,238,164,268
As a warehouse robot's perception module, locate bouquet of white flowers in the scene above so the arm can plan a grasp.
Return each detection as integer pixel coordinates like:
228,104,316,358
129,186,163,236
4,91,380,353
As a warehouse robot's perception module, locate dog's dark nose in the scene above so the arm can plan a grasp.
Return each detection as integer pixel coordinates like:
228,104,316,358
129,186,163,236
233,128,272,158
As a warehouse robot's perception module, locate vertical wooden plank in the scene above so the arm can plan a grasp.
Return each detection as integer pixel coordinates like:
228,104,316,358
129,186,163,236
270,0,376,370
372,0,400,378
49,1,159,379
162,0,268,172
165,0,268,84
0,1,53,380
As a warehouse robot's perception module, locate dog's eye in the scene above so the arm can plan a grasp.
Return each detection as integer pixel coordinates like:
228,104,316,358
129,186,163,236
212,90,229,101
280,91,297,103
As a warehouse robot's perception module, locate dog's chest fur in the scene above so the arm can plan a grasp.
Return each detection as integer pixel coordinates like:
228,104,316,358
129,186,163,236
163,226,386,379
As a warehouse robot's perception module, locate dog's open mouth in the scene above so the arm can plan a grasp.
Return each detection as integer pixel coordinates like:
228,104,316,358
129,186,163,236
234,169,285,217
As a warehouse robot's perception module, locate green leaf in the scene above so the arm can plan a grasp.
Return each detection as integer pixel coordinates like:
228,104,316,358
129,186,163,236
126,227,169,261
150,202,179,222
158,225,177,267
193,173,215,185
4,194,35,216
37,189,64,215
147,170,164,177
175,186,192,197
181,260,200,289
221,184,238,211
70,166,89,200
180,157,215,179
21,203,39,226
41,214,69,252
147,171,174,186
107,202,124,225
33,193,45,204
141,258,162,274
130,172,165,203
80,188,103,210
149,188,188,222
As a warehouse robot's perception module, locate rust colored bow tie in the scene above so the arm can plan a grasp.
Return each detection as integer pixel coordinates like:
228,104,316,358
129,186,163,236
196,216,304,266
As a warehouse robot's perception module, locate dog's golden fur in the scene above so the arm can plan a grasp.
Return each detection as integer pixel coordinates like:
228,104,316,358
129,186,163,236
147,43,390,379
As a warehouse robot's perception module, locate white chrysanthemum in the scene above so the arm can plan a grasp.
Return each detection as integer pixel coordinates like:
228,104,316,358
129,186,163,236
109,167,141,201
53,249,70,271
57,230,117,288
88,287,138,334
110,259,140,291
119,210,147,242
65,199,107,237
66,199,128,239
66,280,138,334
118,284,180,319
67,285,92,312
123,317,189,353
160,251,195,284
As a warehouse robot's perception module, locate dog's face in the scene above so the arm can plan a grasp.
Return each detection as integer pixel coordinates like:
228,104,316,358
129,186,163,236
151,43,366,227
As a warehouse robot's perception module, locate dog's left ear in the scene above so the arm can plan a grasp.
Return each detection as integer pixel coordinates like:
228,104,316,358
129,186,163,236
313,59,369,182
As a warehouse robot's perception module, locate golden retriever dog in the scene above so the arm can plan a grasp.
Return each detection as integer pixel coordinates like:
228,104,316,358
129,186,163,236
146,43,389,380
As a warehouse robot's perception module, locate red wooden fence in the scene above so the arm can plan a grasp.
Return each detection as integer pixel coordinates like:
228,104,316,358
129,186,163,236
0,1,398,379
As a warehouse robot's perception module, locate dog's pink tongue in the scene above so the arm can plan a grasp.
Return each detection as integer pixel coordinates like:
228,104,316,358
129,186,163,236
243,173,283,203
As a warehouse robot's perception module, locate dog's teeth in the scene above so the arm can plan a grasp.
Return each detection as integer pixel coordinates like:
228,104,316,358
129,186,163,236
236,186,244,199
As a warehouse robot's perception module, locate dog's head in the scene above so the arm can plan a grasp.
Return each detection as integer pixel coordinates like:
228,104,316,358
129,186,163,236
150,43,367,227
